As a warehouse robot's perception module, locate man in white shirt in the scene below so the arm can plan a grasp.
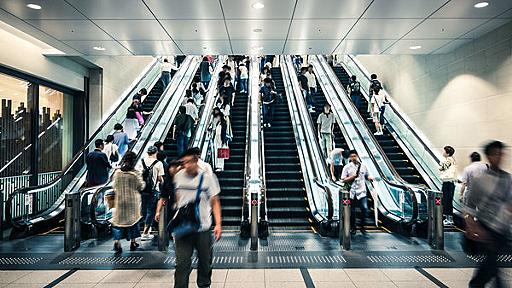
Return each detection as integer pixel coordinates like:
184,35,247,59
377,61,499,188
161,58,178,88
459,152,488,203
137,146,165,240
184,98,199,121
305,65,317,112
341,150,373,234
328,148,345,181
317,103,335,158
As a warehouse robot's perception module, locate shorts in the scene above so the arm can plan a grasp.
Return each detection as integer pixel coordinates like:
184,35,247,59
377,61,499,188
372,111,380,123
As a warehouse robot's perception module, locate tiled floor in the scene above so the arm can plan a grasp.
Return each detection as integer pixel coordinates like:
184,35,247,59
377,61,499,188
0,268,511,287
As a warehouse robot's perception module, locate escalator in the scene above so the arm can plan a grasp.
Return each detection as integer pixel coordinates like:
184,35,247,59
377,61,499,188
216,89,248,227
264,67,312,229
331,66,427,185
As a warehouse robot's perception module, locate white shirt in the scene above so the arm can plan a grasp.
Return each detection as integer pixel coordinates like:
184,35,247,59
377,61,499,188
371,93,385,112
162,62,177,73
341,161,369,199
185,102,198,120
136,156,164,192
317,112,334,134
461,161,488,198
173,170,221,231
103,143,119,161
328,148,345,166
305,71,317,89
239,66,248,79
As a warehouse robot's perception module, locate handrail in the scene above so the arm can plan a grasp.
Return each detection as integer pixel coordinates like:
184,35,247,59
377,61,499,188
313,55,419,223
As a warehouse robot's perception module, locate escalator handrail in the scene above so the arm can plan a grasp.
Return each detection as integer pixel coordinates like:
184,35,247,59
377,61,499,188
257,60,268,222
6,57,196,229
345,55,442,165
314,55,419,223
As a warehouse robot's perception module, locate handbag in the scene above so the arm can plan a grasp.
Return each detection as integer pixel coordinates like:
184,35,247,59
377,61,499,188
167,174,204,239
217,146,230,159
109,144,119,163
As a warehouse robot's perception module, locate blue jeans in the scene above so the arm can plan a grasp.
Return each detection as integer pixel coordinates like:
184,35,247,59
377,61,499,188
161,72,171,88
351,196,368,229
262,103,274,125
308,87,316,109
239,78,248,92
379,106,385,125
140,192,157,227
176,134,189,157
351,92,361,109
202,81,210,90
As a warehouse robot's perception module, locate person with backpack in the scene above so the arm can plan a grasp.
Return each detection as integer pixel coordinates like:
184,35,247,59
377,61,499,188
174,106,195,157
371,89,385,135
439,145,457,226
348,75,362,109
260,78,277,128
104,135,120,164
369,74,382,113
317,103,335,158
137,146,164,241
341,150,373,234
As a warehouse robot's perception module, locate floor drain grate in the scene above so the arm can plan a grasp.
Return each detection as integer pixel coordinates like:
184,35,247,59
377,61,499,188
59,256,143,265
467,254,512,263
267,255,346,264
367,255,453,263
0,257,43,265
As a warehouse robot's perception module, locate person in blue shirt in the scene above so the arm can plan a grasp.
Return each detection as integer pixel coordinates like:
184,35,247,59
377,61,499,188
112,123,131,156
260,78,277,128
85,139,111,187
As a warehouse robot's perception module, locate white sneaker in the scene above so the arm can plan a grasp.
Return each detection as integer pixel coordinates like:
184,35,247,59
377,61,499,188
443,219,451,226
267,123,271,127
141,234,154,241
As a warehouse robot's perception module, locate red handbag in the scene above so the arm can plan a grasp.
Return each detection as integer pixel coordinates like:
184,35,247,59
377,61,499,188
217,147,230,159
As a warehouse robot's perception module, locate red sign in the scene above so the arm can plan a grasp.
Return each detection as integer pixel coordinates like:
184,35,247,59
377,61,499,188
342,199,351,206
435,197,441,206
251,199,258,206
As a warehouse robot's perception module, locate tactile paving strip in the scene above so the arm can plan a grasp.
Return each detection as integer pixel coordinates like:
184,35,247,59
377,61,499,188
164,256,244,265
467,254,512,263
0,257,43,265
367,254,453,263
267,255,346,264
59,256,143,265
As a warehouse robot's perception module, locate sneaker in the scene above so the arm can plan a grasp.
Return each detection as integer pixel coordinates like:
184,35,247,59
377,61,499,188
113,243,122,254
141,234,154,241
130,242,139,251
443,219,451,226
267,123,271,127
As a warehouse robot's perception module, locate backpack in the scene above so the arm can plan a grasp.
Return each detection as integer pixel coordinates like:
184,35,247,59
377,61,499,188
351,81,361,93
371,80,382,92
108,142,119,162
141,159,159,194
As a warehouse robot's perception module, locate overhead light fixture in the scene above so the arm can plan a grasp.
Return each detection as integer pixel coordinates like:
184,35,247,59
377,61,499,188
252,46,264,51
251,2,264,9
93,46,106,51
409,45,422,50
253,28,263,33
26,3,42,10
474,1,489,8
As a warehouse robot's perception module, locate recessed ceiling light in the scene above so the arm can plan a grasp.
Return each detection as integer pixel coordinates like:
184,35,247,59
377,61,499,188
93,46,106,51
474,1,489,8
253,28,263,33
251,2,264,9
26,3,42,10
409,45,422,50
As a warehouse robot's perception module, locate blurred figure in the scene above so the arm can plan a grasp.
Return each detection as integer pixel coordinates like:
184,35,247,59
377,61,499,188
111,151,145,253
260,78,277,128
239,63,248,93
199,56,212,89
213,112,228,172
439,145,457,225
466,141,511,288
459,152,488,203
132,88,147,102
174,106,195,157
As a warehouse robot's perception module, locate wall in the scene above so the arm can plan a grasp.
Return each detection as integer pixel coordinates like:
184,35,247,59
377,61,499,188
356,20,512,171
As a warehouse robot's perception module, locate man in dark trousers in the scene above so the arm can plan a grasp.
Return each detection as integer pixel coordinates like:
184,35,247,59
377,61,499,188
85,139,111,187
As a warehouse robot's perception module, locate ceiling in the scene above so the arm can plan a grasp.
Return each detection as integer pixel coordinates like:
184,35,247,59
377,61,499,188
0,0,511,56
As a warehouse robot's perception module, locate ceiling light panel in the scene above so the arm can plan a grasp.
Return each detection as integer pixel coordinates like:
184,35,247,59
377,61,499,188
226,20,289,40
221,0,295,19
433,0,512,18
0,0,84,19
65,0,154,19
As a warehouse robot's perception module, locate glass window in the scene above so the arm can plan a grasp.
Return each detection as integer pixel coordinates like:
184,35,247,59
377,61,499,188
0,72,31,177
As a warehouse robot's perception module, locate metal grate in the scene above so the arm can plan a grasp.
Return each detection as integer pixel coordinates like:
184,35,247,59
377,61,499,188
0,257,43,265
467,254,512,263
59,256,143,265
367,255,453,263
267,255,346,264
164,256,243,265
213,236,250,252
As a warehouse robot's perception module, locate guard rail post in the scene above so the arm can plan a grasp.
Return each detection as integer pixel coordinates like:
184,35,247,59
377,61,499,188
428,190,444,250
250,188,259,251
158,204,169,252
64,192,81,252
339,189,351,250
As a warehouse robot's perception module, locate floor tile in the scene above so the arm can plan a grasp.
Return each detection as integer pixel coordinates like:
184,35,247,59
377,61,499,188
61,270,111,284
265,269,303,282
0,271,31,284
94,283,136,288
381,268,425,282
353,281,397,288
424,268,472,282
139,270,174,283
5,284,45,288
308,269,350,282
13,270,68,284
266,282,306,288
224,282,264,288
226,269,264,282
394,281,438,288
441,280,469,288
56,284,96,288
134,283,172,288
100,270,146,283
314,282,356,288
211,269,228,283
345,269,390,282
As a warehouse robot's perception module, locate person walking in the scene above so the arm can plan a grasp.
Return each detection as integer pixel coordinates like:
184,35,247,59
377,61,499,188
112,123,131,156
171,148,222,288
439,145,457,226
459,152,488,203
306,64,317,112
199,56,212,89
132,88,147,102
239,63,248,93
214,112,228,172
85,139,111,187
174,106,195,157
161,58,177,88
184,98,199,122
328,147,345,182
103,135,119,164
219,76,235,107
466,141,511,288
341,150,373,234
371,89,385,135
317,103,335,158
260,78,276,128
298,67,313,112
348,75,362,109
368,74,382,113
137,146,164,241
111,151,145,253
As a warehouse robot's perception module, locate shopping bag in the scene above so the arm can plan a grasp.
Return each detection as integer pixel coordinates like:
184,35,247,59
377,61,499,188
217,147,230,159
